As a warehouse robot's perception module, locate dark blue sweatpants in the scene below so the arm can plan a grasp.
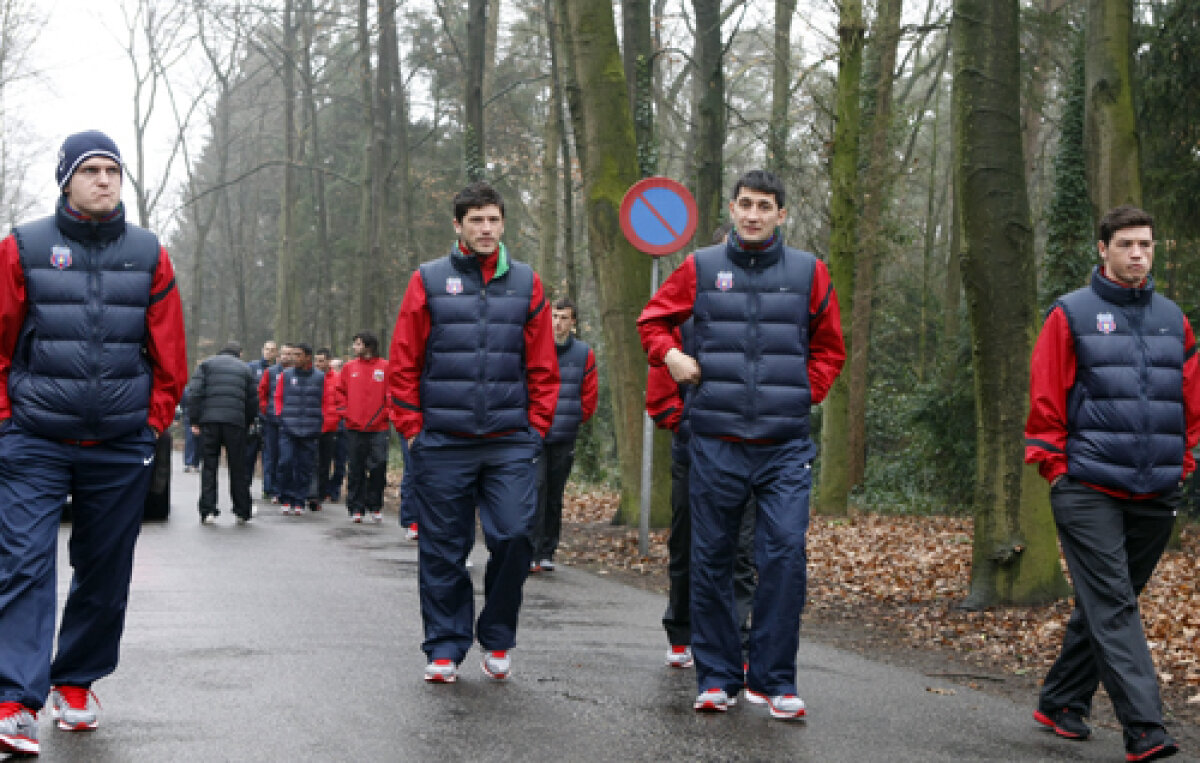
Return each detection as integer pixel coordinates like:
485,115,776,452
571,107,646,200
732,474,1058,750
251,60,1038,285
0,422,157,710
260,420,280,496
277,431,318,509
689,435,815,700
409,431,539,663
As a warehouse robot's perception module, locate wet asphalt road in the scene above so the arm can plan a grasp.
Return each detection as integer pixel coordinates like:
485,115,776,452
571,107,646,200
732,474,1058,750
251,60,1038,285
20,451,1195,762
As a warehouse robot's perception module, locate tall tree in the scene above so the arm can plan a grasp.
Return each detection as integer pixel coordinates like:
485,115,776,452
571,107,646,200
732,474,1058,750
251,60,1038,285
559,0,670,526
952,0,1068,607
814,0,864,514
465,0,487,180
275,0,302,341
766,0,797,173
622,0,656,177
691,0,724,240
1085,0,1142,211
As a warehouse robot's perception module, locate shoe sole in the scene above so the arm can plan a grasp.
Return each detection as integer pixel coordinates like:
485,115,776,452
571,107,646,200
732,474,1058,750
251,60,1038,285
745,690,805,720
666,660,694,668
424,671,457,683
0,734,39,754
1033,710,1089,740
1126,744,1179,762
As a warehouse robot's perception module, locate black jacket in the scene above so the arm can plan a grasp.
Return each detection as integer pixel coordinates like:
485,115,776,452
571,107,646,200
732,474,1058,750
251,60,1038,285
187,350,257,427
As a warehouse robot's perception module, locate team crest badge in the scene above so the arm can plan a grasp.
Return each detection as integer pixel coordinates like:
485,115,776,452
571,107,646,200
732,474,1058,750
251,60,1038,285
1096,312,1117,334
716,271,734,291
50,246,72,270
446,277,463,295
373,369,385,382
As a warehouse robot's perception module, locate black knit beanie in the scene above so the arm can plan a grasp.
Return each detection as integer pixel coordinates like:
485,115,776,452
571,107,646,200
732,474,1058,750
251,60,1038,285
56,130,123,191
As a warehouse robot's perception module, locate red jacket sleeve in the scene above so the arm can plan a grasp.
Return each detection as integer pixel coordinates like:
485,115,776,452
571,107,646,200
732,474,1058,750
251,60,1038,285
322,371,342,432
387,270,430,439
637,255,696,365
1024,306,1074,484
274,369,286,418
258,367,271,415
807,259,846,404
645,368,684,433
146,247,188,433
581,347,598,423
334,366,348,415
0,235,28,420
524,275,560,438
1182,318,1199,479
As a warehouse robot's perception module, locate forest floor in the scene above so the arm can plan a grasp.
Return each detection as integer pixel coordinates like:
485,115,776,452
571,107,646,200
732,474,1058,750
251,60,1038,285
551,484,1200,749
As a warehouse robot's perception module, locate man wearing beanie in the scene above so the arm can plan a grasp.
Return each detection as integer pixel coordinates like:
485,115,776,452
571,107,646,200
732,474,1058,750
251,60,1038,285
0,130,187,755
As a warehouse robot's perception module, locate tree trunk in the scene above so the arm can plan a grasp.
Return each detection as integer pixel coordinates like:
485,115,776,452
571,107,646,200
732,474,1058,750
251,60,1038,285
275,0,300,341
691,0,724,242
767,0,797,173
560,0,670,527
1085,0,1142,211
622,0,656,177
538,8,561,293
846,0,903,492
953,0,1069,608
465,0,487,180
355,0,377,337
301,0,333,346
814,0,864,515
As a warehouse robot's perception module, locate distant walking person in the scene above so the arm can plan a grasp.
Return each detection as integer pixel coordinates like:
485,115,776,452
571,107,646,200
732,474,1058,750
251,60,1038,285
337,332,390,523
389,181,559,684
258,342,294,502
245,340,278,492
0,130,187,755
1026,205,1194,762
529,297,597,572
188,341,258,524
314,347,346,504
637,170,845,720
180,386,201,472
274,343,333,515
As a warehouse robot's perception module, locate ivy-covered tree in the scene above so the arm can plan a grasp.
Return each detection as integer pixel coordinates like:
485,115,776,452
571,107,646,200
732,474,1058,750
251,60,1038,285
1041,33,1094,311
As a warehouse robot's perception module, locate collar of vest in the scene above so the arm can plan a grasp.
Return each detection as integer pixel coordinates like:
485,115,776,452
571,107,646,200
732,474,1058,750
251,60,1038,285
450,241,510,280
56,196,127,244
1090,265,1154,306
724,232,784,269
556,336,574,355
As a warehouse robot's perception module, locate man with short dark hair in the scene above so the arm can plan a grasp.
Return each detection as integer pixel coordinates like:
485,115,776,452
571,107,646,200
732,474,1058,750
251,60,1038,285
0,130,187,754
257,342,295,502
274,343,333,516
338,331,390,523
638,169,844,720
529,296,596,572
1026,205,1194,762
188,340,258,524
389,181,559,684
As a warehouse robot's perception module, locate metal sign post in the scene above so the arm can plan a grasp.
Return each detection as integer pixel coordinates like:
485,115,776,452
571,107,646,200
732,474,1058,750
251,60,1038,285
619,177,698,557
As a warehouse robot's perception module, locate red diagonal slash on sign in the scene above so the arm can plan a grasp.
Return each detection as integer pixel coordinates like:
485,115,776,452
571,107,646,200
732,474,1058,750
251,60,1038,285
636,192,680,237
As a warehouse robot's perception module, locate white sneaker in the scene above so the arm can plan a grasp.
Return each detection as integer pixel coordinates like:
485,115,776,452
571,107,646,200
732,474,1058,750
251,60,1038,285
370,511,383,523
745,690,806,720
539,559,555,571
693,688,733,713
405,523,419,540
665,645,694,668
49,686,99,731
201,514,217,525
424,659,458,683
481,650,511,680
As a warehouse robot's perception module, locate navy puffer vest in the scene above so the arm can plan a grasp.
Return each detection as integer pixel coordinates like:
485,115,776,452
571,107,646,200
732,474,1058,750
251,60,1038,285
546,337,591,444
9,200,160,441
688,238,815,441
1059,267,1187,494
261,364,283,423
278,367,325,438
420,246,536,435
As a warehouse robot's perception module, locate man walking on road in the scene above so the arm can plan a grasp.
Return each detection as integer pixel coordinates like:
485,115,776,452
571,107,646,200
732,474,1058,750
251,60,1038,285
245,340,278,492
1026,205,1193,762
314,347,346,503
0,130,187,755
637,170,845,720
389,181,559,685
274,343,332,516
337,332,390,523
529,297,596,572
188,340,258,524
258,342,295,502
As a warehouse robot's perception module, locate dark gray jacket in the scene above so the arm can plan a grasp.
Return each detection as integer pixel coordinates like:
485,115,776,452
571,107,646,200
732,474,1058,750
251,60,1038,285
187,350,257,427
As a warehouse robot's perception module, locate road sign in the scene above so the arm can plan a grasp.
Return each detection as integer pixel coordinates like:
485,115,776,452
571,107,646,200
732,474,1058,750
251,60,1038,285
619,177,699,257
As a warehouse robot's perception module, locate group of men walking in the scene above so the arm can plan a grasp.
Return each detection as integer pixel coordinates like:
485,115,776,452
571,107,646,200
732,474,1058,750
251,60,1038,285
0,130,1189,763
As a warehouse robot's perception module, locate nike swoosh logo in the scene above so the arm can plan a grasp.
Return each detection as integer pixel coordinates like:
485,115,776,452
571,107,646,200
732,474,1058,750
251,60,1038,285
143,456,154,466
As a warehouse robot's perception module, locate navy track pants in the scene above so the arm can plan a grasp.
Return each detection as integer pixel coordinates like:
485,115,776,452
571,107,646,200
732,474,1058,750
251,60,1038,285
0,423,157,710
409,432,539,663
688,435,814,699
